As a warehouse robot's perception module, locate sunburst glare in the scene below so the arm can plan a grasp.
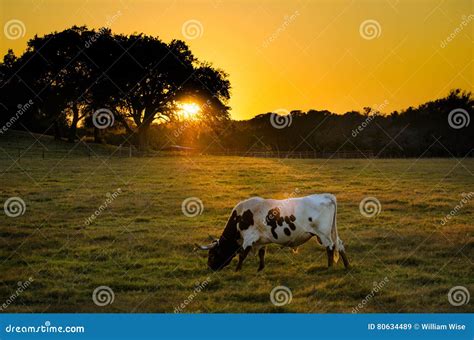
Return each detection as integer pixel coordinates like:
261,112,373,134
177,102,201,120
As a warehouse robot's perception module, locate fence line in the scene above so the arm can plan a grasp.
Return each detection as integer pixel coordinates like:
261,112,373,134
0,146,375,160
0,145,135,160
201,150,375,159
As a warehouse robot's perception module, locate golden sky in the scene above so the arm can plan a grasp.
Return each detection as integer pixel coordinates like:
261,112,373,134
1,0,472,120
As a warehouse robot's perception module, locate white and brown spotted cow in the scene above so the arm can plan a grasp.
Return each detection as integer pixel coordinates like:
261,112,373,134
197,194,350,271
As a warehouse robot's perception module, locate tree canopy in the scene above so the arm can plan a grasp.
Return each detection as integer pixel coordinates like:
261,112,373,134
0,26,231,149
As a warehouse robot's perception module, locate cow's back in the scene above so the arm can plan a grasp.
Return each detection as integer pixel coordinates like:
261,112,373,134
234,194,335,247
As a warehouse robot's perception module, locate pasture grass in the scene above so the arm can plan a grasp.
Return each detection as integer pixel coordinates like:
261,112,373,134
1,153,473,312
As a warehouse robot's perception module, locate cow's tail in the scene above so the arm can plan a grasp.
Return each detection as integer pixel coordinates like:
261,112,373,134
330,195,340,264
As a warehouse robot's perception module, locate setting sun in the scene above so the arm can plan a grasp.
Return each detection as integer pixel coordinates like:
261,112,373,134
177,102,201,119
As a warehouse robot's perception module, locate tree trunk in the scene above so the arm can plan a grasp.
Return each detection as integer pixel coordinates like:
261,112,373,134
137,123,150,151
68,105,79,143
116,114,135,135
54,120,62,140
94,127,103,143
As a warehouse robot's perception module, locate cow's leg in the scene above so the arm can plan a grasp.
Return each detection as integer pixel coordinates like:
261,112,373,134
326,246,334,268
257,247,266,271
235,246,251,271
340,250,350,269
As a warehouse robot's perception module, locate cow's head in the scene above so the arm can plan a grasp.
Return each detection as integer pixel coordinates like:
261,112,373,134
196,210,242,271
196,238,238,271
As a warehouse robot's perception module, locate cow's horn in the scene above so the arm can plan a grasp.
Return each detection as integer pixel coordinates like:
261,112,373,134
195,241,218,250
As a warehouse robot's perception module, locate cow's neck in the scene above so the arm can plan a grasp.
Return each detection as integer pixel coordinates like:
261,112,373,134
219,210,240,247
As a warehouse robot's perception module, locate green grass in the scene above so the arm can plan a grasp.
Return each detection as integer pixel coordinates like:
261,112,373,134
0,152,473,313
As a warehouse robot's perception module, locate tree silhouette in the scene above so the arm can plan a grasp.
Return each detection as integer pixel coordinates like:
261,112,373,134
85,32,230,149
0,26,231,149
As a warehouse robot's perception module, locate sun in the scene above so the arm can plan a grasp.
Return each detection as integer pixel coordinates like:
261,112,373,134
177,102,201,119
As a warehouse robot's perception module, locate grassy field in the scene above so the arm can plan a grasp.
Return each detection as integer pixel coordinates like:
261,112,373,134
1,147,473,312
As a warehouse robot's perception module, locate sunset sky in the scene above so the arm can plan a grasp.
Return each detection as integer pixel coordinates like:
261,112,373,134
1,0,472,120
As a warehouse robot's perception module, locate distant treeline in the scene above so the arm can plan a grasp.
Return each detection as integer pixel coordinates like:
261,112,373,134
160,89,473,157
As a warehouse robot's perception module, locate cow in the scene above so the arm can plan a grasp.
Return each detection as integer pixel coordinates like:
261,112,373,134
196,194,350,271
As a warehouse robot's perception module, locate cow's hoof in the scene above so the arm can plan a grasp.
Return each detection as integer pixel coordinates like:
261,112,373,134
257,266,265,272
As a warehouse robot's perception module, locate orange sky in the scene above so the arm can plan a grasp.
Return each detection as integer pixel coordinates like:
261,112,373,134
1,0,472,120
